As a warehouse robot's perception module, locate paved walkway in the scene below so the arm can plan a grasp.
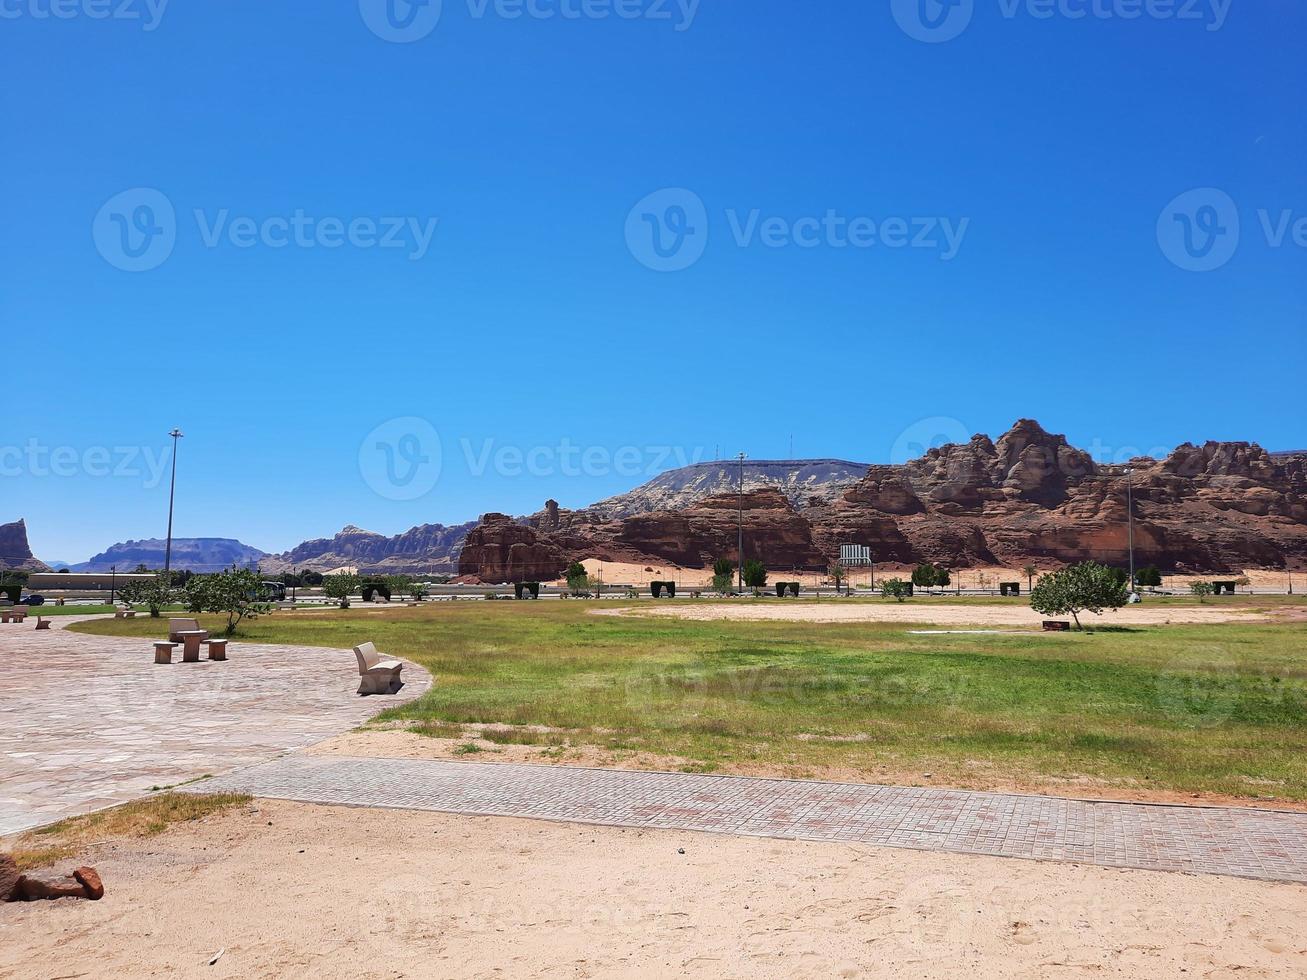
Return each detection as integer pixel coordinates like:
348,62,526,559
0,617,430,835
191,755,1307,884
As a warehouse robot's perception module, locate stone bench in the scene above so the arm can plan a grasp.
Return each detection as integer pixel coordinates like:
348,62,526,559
204,638,229,661
35,617,51,631
1041,621,1072,632
153,641,179,664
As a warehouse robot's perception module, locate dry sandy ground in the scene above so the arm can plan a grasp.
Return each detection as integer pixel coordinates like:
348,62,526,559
573,561,1299,591
2,799,1305,979
597,601,1265,627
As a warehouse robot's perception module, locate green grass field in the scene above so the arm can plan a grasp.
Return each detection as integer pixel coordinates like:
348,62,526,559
73,598,1307,802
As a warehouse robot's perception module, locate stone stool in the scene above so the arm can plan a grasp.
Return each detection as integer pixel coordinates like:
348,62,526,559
205,639,229,661
153,641,178,664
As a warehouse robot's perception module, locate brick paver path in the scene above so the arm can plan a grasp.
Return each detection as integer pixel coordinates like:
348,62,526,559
190,755,1307,883
0,617,430,835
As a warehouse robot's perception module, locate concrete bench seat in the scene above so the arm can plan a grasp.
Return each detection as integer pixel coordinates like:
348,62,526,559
35,616,51,631
353,641,404,695
153,641,179,664
204,638,229,661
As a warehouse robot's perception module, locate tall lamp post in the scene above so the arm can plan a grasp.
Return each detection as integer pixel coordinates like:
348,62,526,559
110,565,116,606
163,428,184,578
1124,466,1136,593
736,452,746,592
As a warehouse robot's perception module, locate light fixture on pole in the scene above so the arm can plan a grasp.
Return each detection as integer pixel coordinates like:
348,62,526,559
163,428,184,578
737,452,746,592
110,565,116,606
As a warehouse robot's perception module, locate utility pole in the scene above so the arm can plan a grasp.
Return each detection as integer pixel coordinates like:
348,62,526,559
1124,466,1136,593
737,452,746,592
110,565,116,606
163,428,184,578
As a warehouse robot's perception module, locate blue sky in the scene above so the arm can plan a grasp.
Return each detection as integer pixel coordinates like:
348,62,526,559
4,0,1304,562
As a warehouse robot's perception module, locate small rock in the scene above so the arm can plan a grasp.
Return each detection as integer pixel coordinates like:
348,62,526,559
73,867,105,901
0,854,20,902
677,848,685,855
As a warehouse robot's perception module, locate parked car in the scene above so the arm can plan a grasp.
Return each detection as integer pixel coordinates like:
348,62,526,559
21,594,46,606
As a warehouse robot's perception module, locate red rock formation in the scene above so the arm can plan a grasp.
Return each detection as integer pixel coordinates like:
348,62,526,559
456,514,568,583
457,421,1307,576
0,519,49,572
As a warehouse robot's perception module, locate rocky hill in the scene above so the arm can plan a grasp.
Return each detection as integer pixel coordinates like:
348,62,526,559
0,520,50,572
456,420,1307,582
577,458,873,520
263,521,478,574
74,538,267,573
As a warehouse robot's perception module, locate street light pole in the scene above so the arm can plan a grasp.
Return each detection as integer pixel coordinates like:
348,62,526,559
1124,466,1136,593
110,565,116,606
163,428,184,578
737,452,746,592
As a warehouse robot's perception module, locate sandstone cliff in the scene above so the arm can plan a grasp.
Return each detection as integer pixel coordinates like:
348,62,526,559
0,520,49,572
456,420,1307,581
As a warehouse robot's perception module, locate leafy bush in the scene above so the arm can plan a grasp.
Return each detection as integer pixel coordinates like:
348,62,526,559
1030,561,1130,630
1136,566,1163,588
912,563,944,588
1190,580,1214,602
742,560,767,589
119,570,176,618
712,557,736,578
712,572,734,594
880,578,910,602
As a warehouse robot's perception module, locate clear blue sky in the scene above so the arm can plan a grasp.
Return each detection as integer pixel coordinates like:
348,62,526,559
5,0,1304,563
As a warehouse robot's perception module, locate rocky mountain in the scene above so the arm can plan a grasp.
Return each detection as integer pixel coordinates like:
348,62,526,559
578,458,873,520
456,420,1307,582
74,538,267,573
0,520,50,572
264,521,478,574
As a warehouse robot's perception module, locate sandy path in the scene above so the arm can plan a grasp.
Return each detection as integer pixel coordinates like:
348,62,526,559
1,799,1303,979
596,601,1265,627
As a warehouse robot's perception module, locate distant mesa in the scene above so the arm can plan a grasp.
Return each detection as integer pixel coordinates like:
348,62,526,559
72,538,268,573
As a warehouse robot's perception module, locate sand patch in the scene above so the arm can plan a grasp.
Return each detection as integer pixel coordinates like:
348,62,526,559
1,799,1304,978
595,601,1265,627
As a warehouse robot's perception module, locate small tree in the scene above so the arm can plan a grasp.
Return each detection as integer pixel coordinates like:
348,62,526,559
742,559,767,589
385,574,414,601
323,572,360,609
1136,566,1163,589
565,561,590,595
409,580,430,601
827,562,846,595
712,557,736,594
1190,580,1214,603
1022,564,1038,592
182,574,212,614
119,570,175,618
935,567,951,588
912,563,942,590
880,578,910,602
1029,561,1129,630
197,566,276,636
